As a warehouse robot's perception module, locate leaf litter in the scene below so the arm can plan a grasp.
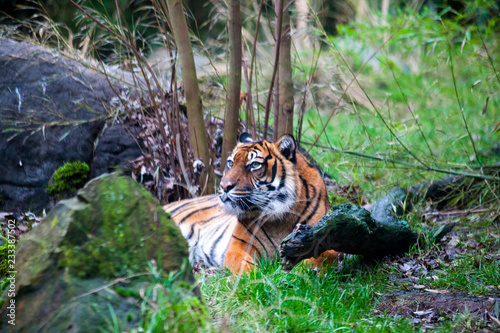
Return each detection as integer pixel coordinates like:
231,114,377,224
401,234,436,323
373,208,500,331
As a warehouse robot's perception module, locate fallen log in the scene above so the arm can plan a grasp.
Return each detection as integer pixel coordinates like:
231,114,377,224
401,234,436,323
280,183,461,272
280,166,499,271
280,202,454,271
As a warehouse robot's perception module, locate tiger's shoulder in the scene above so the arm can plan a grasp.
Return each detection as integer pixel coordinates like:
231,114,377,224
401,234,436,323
164,195,237,267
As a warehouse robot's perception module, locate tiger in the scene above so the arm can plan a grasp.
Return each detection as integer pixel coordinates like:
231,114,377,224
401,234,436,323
163,132,340,274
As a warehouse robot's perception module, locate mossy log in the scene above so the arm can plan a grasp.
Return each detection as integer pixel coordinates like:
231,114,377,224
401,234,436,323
280,185,456,271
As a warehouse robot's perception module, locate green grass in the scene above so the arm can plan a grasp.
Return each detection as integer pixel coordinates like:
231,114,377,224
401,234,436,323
196,221,499,332
200,258,401,332
197,249,496,332
413,242,500,295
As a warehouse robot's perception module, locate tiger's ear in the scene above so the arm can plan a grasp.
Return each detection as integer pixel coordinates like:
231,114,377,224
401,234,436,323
238,132,253,143
276,134,296,162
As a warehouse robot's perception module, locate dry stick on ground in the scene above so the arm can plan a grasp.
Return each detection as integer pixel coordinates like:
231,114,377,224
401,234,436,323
278,173,493,271
221,0,243,170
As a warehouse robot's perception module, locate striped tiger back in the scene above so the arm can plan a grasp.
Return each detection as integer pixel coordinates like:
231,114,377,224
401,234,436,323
164,195,237,266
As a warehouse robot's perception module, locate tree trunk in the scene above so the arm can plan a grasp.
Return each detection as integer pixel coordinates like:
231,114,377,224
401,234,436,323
276,4,294,138
221,0,242,170
273,65,280,140
295,0,312,51
166,0,214,194
263,0,283,140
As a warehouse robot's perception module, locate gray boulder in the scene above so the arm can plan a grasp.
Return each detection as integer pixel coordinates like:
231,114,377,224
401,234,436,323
0,38,142,213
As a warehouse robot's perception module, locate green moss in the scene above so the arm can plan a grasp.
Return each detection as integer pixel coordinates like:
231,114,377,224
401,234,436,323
0,250,7,278
57,174,189,280
46,161,89,195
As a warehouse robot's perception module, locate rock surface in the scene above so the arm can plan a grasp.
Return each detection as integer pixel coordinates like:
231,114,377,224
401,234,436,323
0,38,142,213
1,173,193,332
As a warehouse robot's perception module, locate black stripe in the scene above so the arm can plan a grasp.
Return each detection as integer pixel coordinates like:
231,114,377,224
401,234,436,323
301,190,322,224
243,259,255,266
239,220,267,251
201,218,228,243
258,225,274,254
187,223,195,239
179,204,219,224
168,195,216,215
299,184,317,224
276,155,286,190
209,220,232,261
204,250,215,266
295,176,311,224
276,193,287,202
270,158,278,188
232,235,262,258
201,213,226,225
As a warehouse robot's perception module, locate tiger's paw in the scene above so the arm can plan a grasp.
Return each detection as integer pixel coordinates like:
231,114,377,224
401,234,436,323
302,250,344,272
224,251,255,275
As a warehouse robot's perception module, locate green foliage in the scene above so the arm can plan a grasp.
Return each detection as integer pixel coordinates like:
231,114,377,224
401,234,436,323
137,263,212,332
46,161,89,195
299,6,500,201
0,236,14,316
199,227,499,332
3,2,498,331
418,251,500,294
328,192,349,206
0,237,9,278
100,263,211,332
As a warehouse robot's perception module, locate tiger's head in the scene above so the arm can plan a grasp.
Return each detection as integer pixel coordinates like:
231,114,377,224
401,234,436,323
218,133,300,220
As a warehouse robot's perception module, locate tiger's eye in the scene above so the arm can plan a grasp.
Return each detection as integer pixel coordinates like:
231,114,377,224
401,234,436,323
251,162,262,170
226,160,233,170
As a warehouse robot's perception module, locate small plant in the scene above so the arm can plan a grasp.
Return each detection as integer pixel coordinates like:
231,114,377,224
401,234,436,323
46,161,89,195
137,262,211,332
0,236,9,278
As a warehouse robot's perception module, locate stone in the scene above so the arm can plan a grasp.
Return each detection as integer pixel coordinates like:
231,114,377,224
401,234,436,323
0,38,142,213
1,173,193,332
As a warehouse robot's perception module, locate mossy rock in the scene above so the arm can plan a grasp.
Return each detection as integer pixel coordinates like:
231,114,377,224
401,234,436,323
1,173,194,332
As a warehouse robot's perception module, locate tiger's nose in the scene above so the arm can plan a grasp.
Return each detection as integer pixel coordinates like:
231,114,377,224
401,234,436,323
220,180,235,193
